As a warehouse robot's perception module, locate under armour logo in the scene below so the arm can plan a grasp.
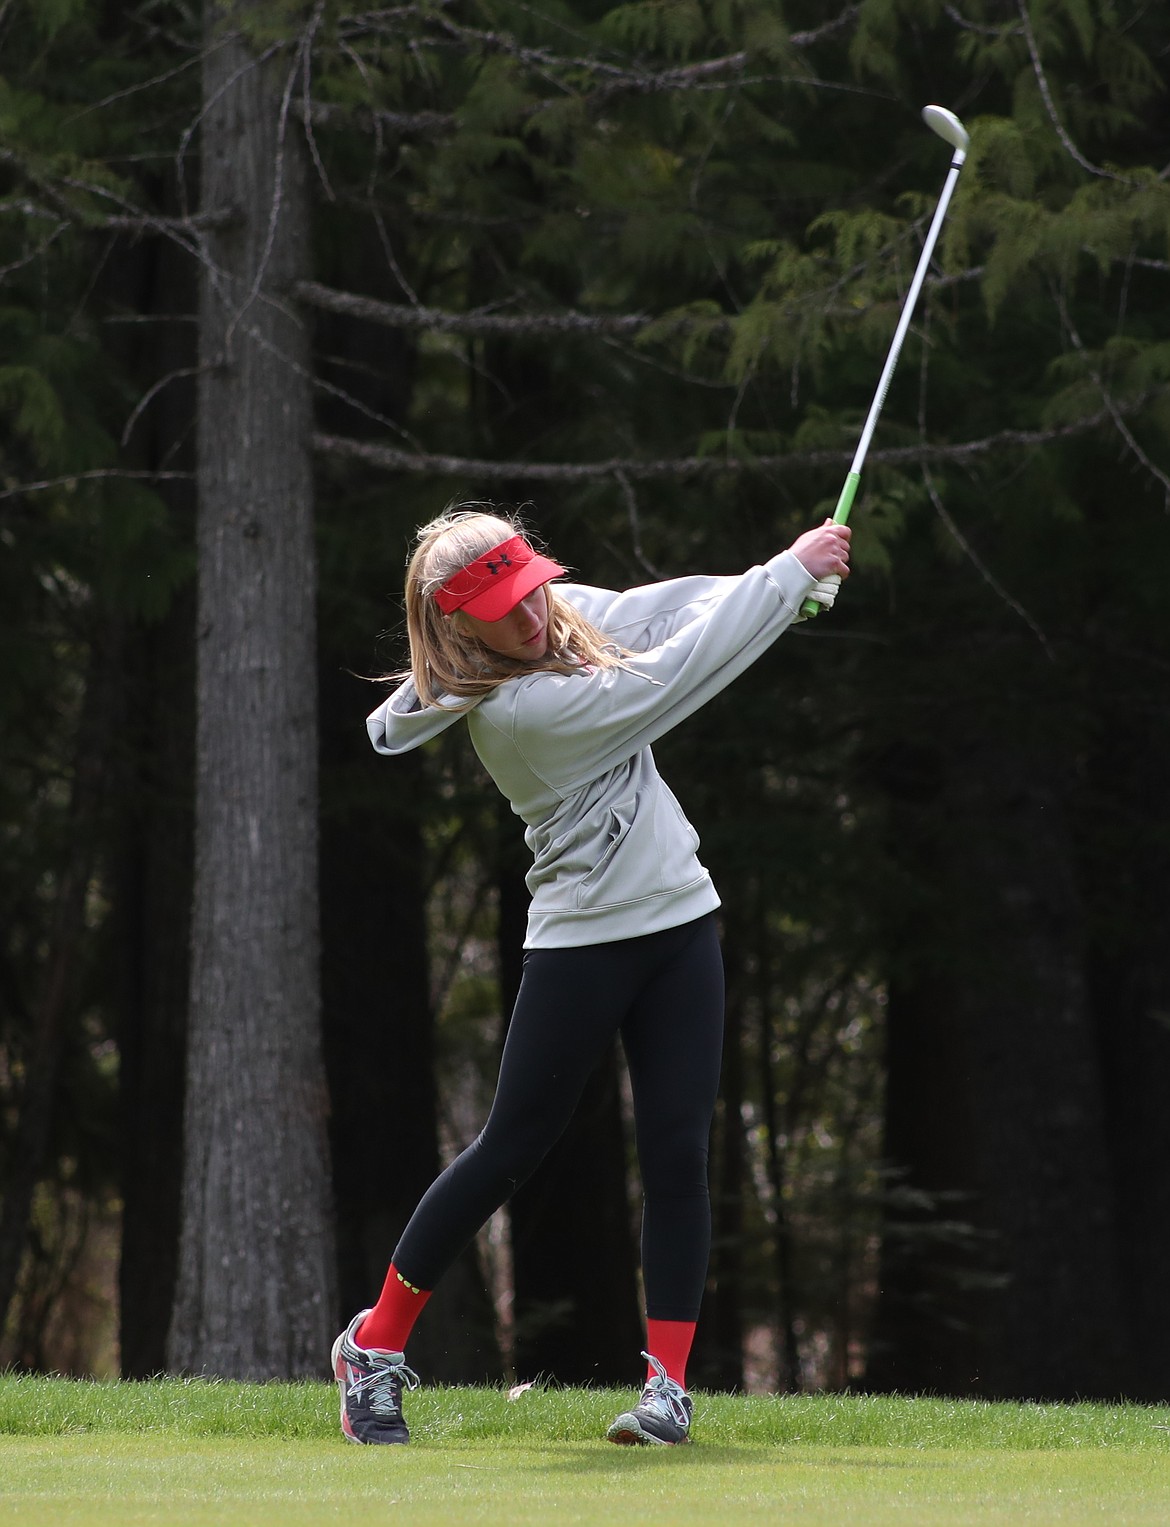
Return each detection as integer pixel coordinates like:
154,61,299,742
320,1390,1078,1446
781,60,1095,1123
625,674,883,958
484,553,513,575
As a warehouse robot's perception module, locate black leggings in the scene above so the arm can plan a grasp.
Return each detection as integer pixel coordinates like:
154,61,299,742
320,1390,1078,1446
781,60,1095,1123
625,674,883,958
393,913,724,1321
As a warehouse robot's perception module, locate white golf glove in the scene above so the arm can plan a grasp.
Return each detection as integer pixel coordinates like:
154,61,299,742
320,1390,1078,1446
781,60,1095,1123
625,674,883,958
795,573,842,620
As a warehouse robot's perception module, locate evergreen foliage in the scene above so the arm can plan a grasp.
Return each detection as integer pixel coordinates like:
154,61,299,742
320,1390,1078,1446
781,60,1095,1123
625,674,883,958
1,0,1169,1396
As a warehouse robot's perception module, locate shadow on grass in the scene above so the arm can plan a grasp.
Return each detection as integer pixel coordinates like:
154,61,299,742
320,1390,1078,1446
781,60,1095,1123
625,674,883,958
526,1443,941,1474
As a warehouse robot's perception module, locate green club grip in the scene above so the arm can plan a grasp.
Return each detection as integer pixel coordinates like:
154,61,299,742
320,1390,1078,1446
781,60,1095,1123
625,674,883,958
799,472,859,619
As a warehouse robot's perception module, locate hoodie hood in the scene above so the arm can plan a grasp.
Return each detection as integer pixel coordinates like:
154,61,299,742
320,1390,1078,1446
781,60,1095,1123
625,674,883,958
366,676,475,756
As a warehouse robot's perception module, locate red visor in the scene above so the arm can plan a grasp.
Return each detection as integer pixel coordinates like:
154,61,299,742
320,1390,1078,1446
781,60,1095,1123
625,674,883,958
434,535,565,621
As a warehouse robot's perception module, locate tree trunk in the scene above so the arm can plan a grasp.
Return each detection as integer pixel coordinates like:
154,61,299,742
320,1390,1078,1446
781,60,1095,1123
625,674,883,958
168,2,335,1378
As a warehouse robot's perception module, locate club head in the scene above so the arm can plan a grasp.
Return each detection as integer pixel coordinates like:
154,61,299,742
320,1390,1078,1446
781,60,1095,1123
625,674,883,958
922,104,969,157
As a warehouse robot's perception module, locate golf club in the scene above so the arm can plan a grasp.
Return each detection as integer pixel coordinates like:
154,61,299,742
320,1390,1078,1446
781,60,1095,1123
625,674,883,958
800,104,969,618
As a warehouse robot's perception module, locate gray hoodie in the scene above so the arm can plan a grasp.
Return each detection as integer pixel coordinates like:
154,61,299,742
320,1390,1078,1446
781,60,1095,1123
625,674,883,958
367,549,816,948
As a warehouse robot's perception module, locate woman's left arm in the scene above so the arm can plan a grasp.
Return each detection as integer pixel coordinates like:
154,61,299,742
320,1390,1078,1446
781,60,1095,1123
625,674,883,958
562,520,848,651
506,549,818,794
563,571,770,652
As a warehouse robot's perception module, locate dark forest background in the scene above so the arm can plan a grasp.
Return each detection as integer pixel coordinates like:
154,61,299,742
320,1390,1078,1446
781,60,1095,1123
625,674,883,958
2,0,1169,1400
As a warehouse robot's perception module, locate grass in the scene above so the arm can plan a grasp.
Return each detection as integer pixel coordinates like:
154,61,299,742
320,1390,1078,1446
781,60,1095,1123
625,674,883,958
1,1376,1168,1525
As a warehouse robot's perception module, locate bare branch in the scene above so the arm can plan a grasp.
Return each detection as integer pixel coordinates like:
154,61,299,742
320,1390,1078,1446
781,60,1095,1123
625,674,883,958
0,148,231,244
787,7,863,48
926,465,1055,659
64,42,204,124
943,3,1011,38
300,2,336,203
120,366,205,448
175,33,285,224
0,218,71,283
312,433,720,482
100,209,235,234
300,99,454,137
331,2,865,123
370,206,422,308
224,20,311,345
313,406,1131,482
103,313,198,326
367,2,861,97
237,312,434,455
915,302,1053,657
1052,284,1170,511
1017,0,1142,187
0,469,193,504
295,280,653,336
613,470,665,579
0,150,236,285
294,272,988,351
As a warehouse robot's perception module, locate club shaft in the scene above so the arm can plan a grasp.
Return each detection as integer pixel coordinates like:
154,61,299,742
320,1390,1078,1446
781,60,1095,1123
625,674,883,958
800,143,966,617
844,151,966,497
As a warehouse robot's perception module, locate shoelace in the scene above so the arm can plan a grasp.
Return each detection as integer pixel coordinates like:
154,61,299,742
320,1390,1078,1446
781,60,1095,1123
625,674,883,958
346,1355,420,1417
639,1351,690,1428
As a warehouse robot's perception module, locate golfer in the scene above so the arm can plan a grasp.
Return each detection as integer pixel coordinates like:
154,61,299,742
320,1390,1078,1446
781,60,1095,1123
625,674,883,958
334,504,851,1446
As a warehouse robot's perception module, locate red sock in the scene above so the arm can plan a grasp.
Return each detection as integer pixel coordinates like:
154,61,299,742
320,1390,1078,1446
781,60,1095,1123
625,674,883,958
646,1318,696,1388
355,1263,432,1353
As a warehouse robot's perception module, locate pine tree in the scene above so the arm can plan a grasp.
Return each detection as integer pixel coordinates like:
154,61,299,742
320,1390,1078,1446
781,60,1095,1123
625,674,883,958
167,0,336,1378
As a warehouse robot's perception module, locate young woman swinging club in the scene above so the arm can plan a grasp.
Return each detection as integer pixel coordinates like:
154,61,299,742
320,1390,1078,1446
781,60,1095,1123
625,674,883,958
334,504,851,1446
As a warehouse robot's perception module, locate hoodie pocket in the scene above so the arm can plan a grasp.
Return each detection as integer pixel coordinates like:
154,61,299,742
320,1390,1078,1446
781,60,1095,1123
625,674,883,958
576,795,638,908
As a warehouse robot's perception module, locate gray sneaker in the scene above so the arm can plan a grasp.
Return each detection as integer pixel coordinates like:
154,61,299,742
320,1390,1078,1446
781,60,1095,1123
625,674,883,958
332,1308,420,1444
606,1352,693,1445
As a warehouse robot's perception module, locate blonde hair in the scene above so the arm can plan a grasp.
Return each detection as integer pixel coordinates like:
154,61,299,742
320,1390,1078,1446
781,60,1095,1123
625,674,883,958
403,504,629,708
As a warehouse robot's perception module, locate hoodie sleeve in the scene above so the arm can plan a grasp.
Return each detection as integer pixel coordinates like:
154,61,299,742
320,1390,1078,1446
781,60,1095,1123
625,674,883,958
367,676,467,755
479,548,816,795
561,570,791,652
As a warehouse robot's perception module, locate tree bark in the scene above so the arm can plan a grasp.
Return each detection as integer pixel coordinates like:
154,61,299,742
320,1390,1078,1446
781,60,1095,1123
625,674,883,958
168,2,335,1378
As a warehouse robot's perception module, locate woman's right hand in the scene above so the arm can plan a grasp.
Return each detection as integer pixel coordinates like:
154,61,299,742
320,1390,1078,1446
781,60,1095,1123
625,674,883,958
789,519,852,582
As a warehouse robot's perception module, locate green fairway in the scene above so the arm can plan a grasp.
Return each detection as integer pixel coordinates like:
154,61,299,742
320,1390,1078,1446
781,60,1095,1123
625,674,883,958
1,1377,1168,1525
